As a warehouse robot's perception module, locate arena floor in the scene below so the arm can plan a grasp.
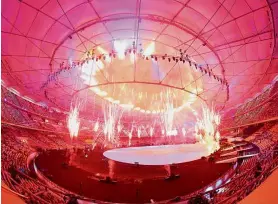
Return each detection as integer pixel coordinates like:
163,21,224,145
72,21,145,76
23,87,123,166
103,143,210,165
34,147,232,203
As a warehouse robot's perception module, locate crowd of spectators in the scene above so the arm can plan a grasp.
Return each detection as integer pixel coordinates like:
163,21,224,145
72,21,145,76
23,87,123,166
1,126,68,203
1,127,33,171
221,81,278,128
2,122,277,204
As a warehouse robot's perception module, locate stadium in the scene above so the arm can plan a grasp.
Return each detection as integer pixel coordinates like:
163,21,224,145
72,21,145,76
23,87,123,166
1,0,278,203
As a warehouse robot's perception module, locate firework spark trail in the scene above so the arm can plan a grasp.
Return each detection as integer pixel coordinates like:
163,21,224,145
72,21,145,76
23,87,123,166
103,103,116,143
117,123,122,133
92,128,104,147
103,101,124,145
161,89,175,137
128,123,135,146
67,105,80,139
137,126,141,138
182,127,186,137
94,120,99,132
149,127,154,137
195,105,221,154
92,142,97,150
80,56,107,98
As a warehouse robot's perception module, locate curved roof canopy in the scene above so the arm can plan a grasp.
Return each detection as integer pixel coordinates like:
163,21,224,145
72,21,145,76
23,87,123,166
2,0,278,124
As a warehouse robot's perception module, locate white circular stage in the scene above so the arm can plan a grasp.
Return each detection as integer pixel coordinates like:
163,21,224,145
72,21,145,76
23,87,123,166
103,143,209,165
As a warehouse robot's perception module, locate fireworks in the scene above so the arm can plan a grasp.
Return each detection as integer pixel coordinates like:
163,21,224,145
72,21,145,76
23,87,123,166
117,123,122,133
195,105,221,154
149,127,154,137
94,120,99,132
128,124,134,146
103,103,116,142
161,89,175,137
75,43,221,147
114,40,127,60
103,102,123,144
137,127,141,138
67,106,80,139
182,128,186,137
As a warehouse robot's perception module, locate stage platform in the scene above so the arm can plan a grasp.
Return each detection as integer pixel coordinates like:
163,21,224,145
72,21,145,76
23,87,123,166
103,143,209,165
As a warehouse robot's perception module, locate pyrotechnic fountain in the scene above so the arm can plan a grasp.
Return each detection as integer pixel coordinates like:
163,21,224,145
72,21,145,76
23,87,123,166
117,123,123,133
149,127,154,137
128,124,134,146
195,105,221,154
137,127,141,138
103,102,123,145
161,89,176,136
182,128,186,137
67,105,80,139
94,120,99,132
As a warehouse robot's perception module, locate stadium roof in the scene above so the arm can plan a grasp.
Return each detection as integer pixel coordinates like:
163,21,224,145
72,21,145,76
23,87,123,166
2,0,278,122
